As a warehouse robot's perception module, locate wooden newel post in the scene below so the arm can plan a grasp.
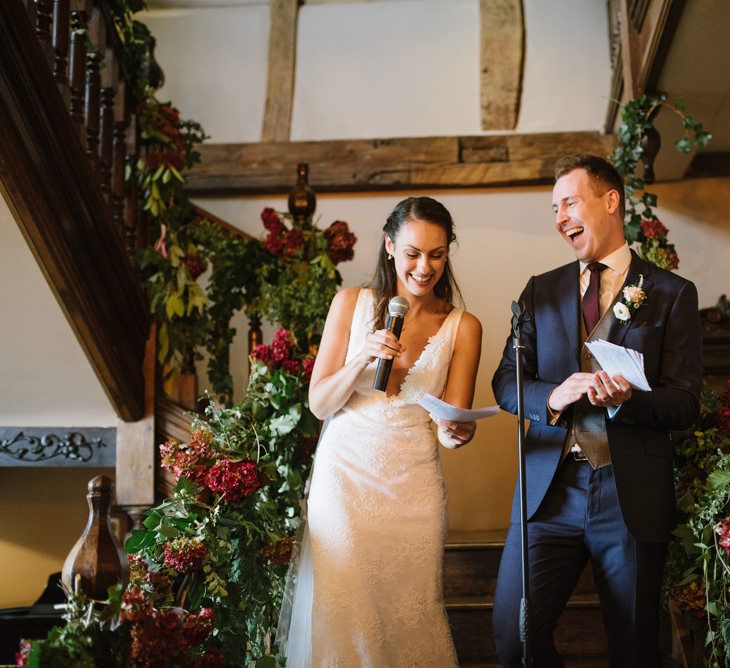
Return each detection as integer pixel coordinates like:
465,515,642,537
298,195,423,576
62,474,130,600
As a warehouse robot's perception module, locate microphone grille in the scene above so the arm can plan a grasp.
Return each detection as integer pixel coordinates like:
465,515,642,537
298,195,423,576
388,296,410,317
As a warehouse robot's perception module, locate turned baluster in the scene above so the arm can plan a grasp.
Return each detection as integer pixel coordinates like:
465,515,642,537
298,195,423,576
68,10,87,128
52,0,70,87
124,115,140,259
83,8,105,174
99,48,116,198
34,0,54,68
84,52,101,172
112,82,128,238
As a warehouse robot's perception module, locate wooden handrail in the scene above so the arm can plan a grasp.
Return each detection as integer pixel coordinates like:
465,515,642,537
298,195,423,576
0,0,149,421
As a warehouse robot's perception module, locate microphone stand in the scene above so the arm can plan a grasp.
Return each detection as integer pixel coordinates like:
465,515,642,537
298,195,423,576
511,300,531,667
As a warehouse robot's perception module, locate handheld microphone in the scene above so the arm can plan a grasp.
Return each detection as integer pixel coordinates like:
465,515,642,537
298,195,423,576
372,296,410,392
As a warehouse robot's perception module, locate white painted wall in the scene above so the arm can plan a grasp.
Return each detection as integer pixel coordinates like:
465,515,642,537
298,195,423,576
143,0,611,142
0,196,117,427
142,5,271,142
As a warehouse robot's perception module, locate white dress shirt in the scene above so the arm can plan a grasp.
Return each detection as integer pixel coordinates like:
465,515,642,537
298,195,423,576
548,242,632,426
579,242,632,321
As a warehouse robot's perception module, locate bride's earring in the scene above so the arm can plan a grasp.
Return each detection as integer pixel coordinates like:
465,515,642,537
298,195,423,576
387,254,393,261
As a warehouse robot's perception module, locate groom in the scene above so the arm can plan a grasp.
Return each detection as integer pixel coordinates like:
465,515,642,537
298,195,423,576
491,153,702,666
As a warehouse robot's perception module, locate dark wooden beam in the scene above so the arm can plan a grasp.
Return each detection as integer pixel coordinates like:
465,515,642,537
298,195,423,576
0,0,149,421
185,132,616,195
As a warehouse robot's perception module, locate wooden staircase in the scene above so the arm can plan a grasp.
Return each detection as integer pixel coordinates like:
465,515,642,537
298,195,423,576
444,530,609,667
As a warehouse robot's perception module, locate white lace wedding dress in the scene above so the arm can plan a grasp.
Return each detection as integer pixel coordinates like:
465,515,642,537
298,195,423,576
281,288,462,667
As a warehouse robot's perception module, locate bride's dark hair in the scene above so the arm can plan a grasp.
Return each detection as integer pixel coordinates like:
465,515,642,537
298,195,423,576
370,196,462,329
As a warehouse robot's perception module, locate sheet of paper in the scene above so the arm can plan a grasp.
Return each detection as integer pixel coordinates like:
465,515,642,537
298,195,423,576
585,339,652,392
418,393,501,421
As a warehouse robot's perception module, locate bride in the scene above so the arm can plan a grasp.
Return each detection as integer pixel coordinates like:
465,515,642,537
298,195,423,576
279,196,482,667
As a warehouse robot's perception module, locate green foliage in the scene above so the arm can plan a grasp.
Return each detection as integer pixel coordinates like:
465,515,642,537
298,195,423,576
18,580,129,667
122,368,317,666
188,221,269,401
254,254,340,350
609,93,711,271
666,383,730,665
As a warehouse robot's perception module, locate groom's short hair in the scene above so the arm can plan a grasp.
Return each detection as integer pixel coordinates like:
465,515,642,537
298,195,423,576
555,153,626,218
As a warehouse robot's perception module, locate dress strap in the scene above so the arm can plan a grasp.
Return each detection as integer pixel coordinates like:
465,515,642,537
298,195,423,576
344,288,375,364
448,308,465,352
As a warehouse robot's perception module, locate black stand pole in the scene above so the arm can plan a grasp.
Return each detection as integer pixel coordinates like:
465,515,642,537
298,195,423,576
511,300,531,667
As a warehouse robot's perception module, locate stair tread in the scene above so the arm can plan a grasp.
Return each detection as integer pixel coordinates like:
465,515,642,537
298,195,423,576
446,529,507,549
460,662,610,667
446,592,600,610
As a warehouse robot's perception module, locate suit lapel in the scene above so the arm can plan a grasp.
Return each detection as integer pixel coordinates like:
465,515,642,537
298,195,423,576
557,262,581,367
605,250,653,347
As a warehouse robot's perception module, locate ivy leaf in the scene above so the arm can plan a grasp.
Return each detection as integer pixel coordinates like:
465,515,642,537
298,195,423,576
708,469,730,490
125,529,155,553
675,137,692,153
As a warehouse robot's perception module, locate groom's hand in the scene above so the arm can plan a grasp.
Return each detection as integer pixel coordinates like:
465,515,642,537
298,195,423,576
548,372,596,412
587,371,632,408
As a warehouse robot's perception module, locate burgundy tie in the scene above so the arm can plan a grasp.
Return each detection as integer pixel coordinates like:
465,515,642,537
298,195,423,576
582,262,607,334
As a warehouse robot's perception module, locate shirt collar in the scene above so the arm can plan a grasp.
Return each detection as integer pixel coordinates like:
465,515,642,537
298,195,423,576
579,242,631,277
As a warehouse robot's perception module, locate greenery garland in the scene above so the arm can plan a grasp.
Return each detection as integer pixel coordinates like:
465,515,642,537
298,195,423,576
609,93,730,664
666,383,730,665
609,92,711,270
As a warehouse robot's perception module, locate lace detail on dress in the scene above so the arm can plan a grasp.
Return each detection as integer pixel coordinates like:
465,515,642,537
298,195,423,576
298,288,462,667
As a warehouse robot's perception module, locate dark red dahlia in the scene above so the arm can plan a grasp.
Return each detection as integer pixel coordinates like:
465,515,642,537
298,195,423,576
324,220,357,264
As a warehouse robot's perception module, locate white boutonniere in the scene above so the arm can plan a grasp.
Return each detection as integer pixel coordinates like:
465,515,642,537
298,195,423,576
613,275,646,323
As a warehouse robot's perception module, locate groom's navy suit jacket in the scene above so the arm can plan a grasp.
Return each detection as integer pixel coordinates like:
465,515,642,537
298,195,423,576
492,251,702,543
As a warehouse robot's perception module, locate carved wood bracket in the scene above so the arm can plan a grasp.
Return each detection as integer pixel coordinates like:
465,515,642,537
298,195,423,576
0,427,116,467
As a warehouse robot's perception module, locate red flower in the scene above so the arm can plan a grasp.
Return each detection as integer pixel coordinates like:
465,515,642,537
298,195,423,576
324,220,357,264
264,233,285,256
261,207,284,233
121,586,151,623
716,517,730,553
15,639,31,667
159,431,213,487
205,459,266,501
282,359,301,375
272,329,293,362
283,228,304,257
163,538,206,574
261,537,295,565
302,357,316,383
640,217,669,241
252,343,273,363
181,608,216,649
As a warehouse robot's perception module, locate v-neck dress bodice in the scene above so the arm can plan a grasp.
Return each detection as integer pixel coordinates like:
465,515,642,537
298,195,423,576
303,288,463,667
